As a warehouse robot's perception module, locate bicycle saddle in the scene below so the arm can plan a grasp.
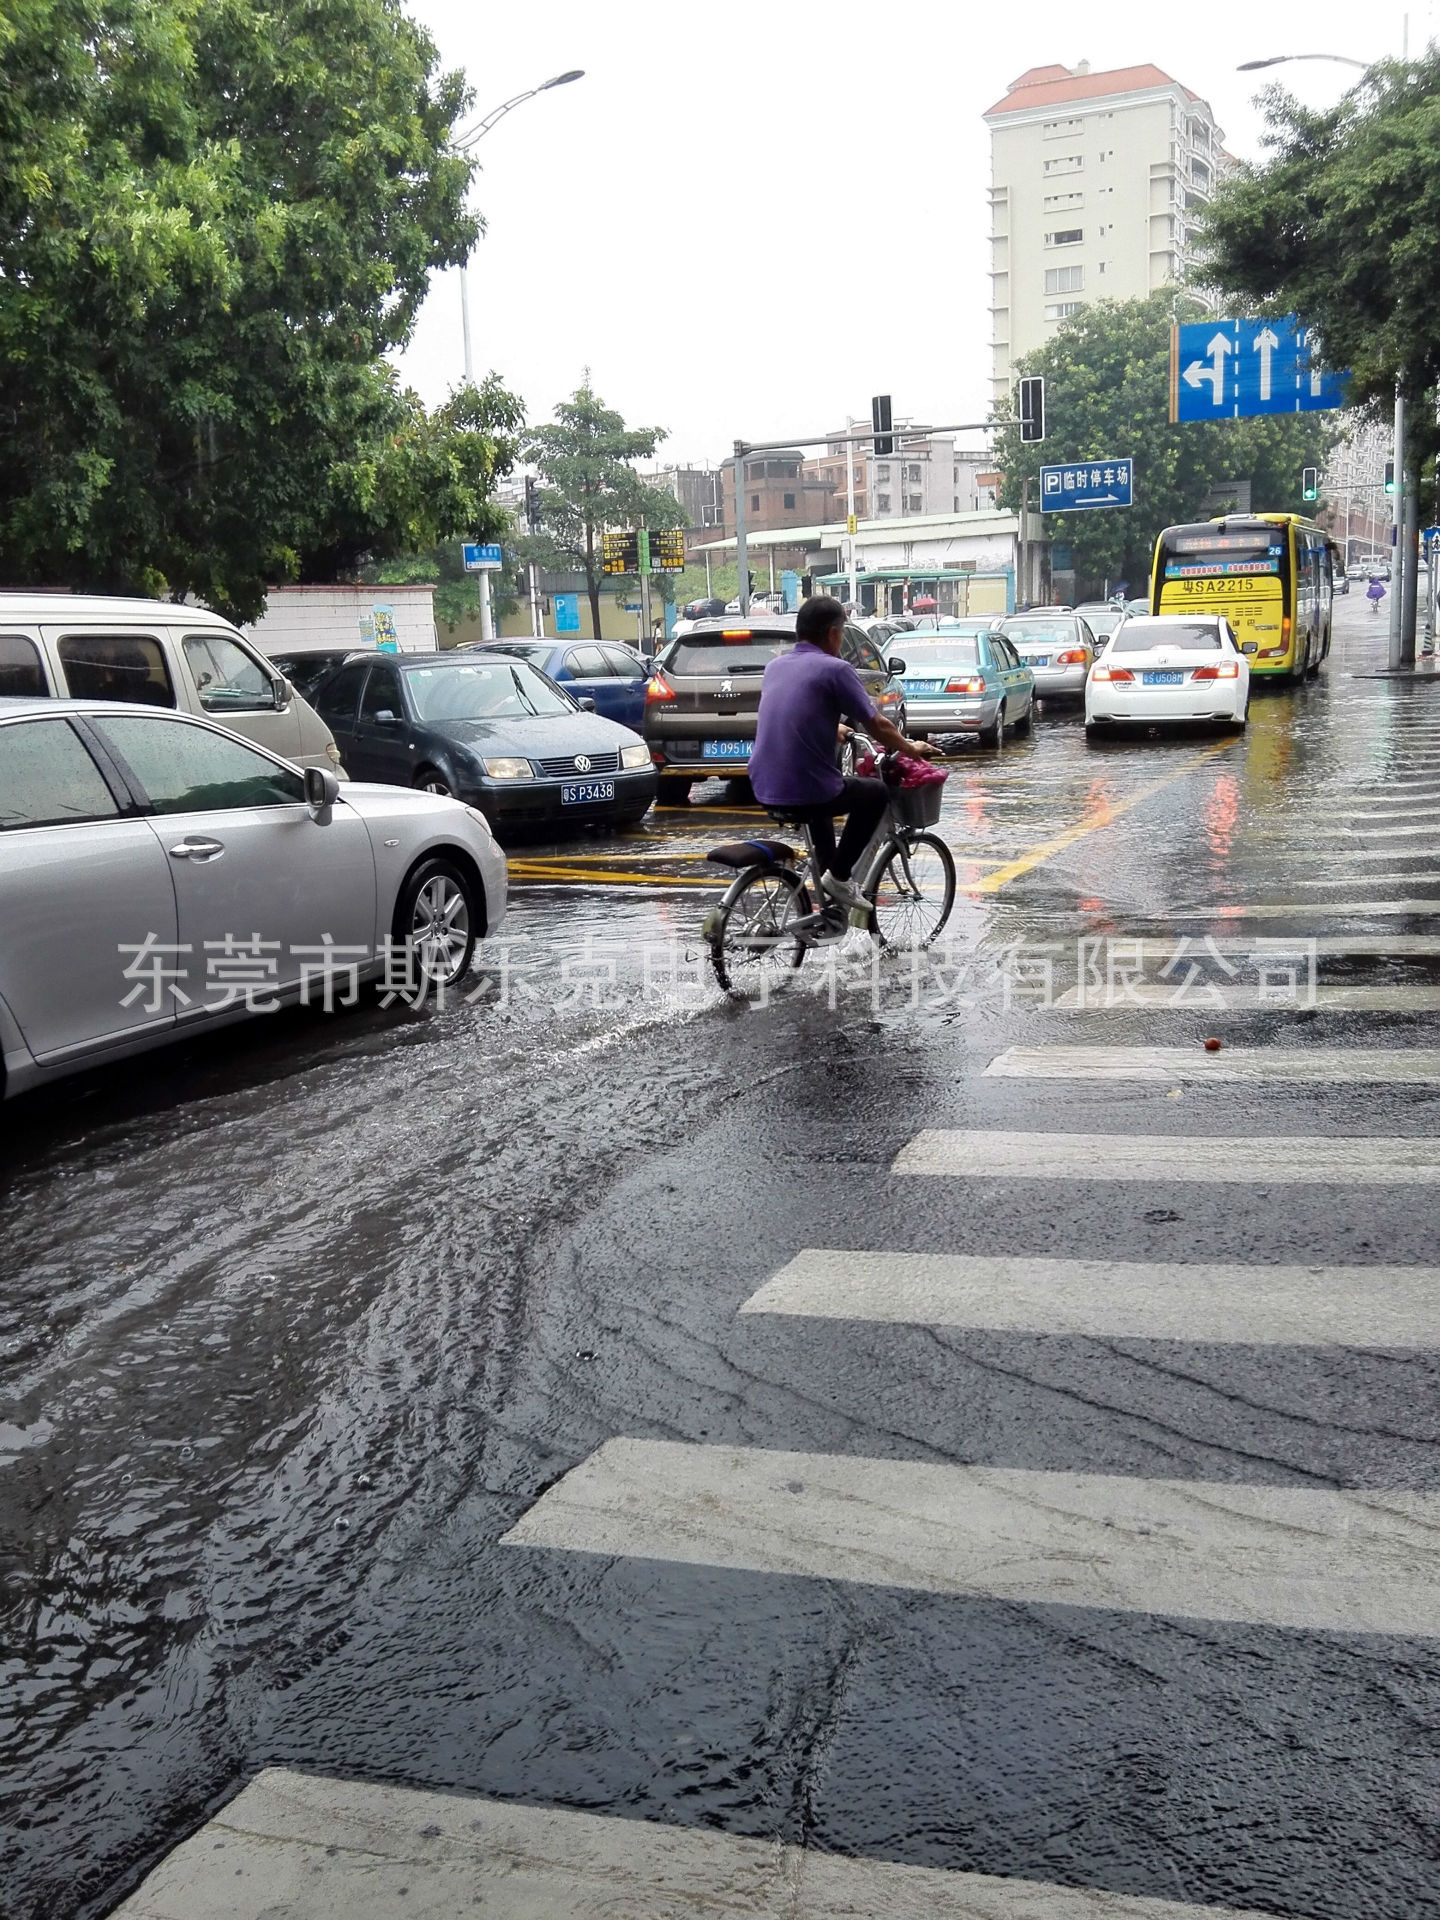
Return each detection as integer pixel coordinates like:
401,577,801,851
705,838,797,868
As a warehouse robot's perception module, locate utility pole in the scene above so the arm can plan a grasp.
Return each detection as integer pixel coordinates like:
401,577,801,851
734,442,749,615
1389,391,1407,669
845,417,858,608
477,567,494,642
1402,472,1420,665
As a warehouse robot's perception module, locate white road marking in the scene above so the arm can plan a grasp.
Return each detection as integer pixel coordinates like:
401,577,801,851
1154,899,1440,919
985,1044,1440,1084
892,1128,1440,1183
1346,807,1440,821
1051,982,1440,1010
740,1248,1440,1347
110,1767,1291,1920
501,1438,1440,1637
1331,822,1440,839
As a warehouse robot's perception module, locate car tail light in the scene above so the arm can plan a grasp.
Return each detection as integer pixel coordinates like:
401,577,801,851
720,629,752,640
645,673,676,704
1281,614,1292,648
945,676,985,694
1092,666,1133,682
1190,662,1241,681
1056,648,1088,664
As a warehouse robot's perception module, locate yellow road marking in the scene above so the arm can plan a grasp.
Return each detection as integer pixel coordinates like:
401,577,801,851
510,866,718,887
968,739,1236,894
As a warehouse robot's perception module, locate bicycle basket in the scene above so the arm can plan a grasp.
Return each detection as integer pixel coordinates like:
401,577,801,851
888,782,944,829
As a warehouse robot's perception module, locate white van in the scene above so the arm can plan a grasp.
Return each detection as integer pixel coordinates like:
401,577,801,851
0,594,342,773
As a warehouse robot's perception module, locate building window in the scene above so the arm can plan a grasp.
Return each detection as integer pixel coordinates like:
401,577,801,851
1043,155,1083,176
1042,116,1083,138
750,493,760,511
1045,228,1083,247
954,496,961,512
1044,301,1084,321
783,492,795,510
907,494,923,514
876,493,891,513
1043,191,1084,210
905,463,922,483
1044,265,1084,294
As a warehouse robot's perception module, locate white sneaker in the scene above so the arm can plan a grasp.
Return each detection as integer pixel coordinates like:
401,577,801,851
821,871,866,912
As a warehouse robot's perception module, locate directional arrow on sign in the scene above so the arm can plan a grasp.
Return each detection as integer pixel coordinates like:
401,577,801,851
1254,326,1280,403
1183,332,1233,407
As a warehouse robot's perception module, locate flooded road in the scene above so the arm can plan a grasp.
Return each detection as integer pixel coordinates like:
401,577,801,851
6,597,1440,1919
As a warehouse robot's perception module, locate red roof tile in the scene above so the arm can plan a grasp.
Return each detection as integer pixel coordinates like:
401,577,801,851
985,63,1194,117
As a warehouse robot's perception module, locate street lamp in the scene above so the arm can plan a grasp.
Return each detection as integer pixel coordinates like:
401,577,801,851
1237,54,1369,70
455,69,584,384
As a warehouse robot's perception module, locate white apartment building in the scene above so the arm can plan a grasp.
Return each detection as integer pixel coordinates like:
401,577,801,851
868,437,1000,519
985,61,1225,397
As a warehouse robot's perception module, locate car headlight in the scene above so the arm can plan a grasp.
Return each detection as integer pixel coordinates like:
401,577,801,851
619,742,653,770
481,757,534,779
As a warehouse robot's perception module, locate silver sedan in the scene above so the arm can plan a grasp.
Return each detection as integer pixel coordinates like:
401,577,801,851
0,699,507,1098
997,614,1097,697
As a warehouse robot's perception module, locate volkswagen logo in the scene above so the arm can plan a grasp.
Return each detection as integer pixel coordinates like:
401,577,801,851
573,754,592,773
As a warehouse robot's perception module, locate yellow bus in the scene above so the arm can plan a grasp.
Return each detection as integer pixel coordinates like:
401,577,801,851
1150,513,1342,680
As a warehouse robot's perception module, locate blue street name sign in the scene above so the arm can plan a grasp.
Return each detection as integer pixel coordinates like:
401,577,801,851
1171,318,1348,422
1040,456,1134,512
461,541,504,571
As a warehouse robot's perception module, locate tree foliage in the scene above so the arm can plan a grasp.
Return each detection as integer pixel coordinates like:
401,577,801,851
0,0,514,618
523,380,682,638
1197,57,1440,458
993,293,1332,591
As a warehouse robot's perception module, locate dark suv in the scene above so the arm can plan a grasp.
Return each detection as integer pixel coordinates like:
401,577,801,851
643,615,906,803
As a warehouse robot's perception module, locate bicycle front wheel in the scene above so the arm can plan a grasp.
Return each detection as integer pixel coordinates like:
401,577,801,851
869,831,956,949
710,865,811,997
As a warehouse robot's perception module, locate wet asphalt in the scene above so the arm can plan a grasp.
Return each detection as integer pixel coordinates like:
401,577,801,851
4,596,1440,1918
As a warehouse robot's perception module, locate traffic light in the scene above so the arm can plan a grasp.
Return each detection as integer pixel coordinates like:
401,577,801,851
524,475,540,531
1385,460,1396,496
1018,376,1046,444
871,393,894,457
1302,466,1319,502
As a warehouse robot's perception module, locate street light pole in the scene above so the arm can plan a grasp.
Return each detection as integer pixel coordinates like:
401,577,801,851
453,70,584,387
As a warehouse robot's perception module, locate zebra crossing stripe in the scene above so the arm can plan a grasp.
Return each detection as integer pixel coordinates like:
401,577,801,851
108,1766,1293,1920
984,1045,1440,1084
1049,982,1440,1010
499,1438,1440,1637
891,1130,1440,1183
739,1249,1440,1346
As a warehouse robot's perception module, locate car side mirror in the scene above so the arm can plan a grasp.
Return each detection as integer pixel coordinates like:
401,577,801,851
889,656,907,675
374,709,400,726
272,675,290,707
577,696,596,712
305,767,341,811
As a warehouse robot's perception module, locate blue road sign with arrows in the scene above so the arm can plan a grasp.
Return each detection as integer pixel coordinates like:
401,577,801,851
1040,456,1134,512
1171,318,1348,422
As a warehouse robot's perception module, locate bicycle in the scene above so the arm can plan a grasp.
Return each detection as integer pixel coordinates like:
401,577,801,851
702,744,957,997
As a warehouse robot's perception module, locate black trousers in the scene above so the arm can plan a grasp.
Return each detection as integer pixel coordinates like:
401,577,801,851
788,776,890,881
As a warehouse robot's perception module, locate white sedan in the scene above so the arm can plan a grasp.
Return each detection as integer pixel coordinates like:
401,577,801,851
1085,615,1249,734
0,699,507,1099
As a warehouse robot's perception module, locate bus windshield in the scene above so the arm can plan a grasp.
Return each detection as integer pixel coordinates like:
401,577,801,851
1159,528,1288,584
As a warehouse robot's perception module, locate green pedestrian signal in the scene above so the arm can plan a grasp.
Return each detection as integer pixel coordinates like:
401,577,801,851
1301,466,1318,502
1385,460,1396,495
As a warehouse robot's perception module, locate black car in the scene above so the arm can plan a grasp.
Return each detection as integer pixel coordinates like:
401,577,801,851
266,648,371,702
309,650,657,831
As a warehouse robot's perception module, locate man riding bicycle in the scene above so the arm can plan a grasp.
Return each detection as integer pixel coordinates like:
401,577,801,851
748,596,938,912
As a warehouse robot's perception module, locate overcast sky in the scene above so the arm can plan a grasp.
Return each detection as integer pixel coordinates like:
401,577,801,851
395,0,1427,465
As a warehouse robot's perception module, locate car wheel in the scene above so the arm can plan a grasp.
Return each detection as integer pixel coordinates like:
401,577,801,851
392,855,477,989
413,767,453,797
979,702,1006,749
656,776,692,806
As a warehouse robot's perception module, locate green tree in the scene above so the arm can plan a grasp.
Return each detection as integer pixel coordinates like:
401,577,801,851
994,293,1332,592
524,380,682,638
1196,57,1440,458
0,0,509,618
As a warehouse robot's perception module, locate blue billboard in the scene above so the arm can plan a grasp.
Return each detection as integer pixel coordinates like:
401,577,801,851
1039,457,1134,512
1171,318,1348,422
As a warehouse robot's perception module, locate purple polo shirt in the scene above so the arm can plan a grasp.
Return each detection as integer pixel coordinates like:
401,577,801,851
748,640,878,808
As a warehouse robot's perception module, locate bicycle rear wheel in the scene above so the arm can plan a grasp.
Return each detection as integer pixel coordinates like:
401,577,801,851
869,831,956,949
709,865,811,997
